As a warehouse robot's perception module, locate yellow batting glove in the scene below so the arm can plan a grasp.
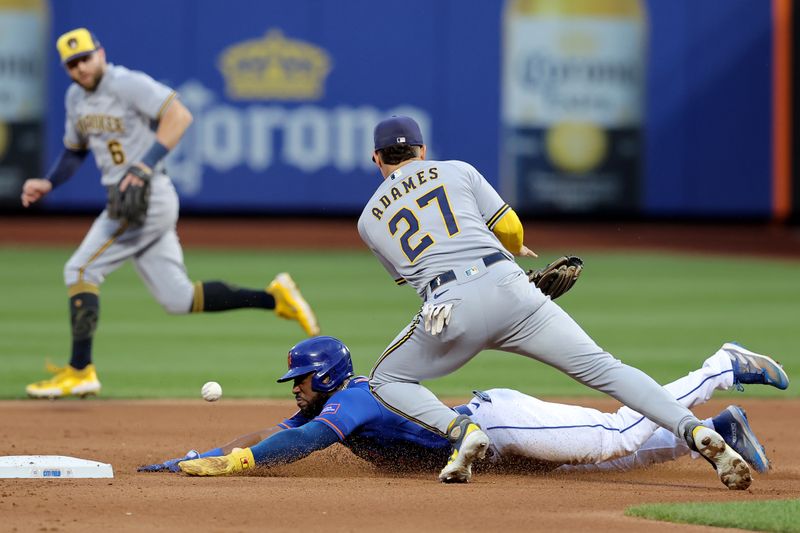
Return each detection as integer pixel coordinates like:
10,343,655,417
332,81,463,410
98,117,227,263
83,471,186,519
179,447,256,476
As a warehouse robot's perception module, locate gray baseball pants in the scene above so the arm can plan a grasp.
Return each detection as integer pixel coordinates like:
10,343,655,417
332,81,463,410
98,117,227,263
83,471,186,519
369,257,698,439
63,175,195,314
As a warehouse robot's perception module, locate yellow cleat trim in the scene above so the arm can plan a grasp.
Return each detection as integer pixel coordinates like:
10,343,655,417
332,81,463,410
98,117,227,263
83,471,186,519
446,449,460,465
45,359,65,374
191,281,204,313
68,281,100,297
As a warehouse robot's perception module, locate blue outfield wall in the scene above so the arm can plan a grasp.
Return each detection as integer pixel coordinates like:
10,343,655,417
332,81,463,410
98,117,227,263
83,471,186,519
644,0,772,216
43,0,773,217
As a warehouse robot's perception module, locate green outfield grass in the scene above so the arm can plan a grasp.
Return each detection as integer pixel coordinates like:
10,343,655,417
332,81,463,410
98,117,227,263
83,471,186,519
1,246,798,399
626,499,800,532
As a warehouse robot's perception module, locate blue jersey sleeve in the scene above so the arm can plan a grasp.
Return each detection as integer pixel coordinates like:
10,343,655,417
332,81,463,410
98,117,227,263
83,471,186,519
278,410,312,430
311,387,382,441
249,421,340,466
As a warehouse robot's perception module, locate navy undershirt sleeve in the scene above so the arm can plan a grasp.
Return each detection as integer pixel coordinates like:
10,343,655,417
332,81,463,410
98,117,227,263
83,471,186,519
249,421,339,466
46,148,88,189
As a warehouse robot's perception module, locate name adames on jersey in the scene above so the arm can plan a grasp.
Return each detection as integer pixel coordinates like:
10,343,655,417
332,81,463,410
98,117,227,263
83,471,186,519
370,166,439,221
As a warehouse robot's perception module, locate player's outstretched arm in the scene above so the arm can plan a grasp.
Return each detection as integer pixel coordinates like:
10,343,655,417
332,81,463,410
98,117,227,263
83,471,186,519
138,449,209,472
137,425,284,473
179,421,339,476
21,148,89,206
218,426,284,454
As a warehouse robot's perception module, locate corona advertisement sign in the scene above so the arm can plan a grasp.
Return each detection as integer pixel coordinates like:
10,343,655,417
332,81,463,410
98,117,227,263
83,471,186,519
218,29,332,101
43,0,776,217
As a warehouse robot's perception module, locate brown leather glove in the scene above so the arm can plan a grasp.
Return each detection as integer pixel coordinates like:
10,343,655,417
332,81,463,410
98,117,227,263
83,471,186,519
111,165,152,227
527,256,583,300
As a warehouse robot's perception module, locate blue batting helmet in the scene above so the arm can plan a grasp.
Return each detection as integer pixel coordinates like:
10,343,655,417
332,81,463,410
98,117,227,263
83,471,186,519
277,336,354,393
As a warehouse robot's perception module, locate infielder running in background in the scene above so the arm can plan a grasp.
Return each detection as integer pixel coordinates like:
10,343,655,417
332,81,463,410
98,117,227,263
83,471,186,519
137,336,788,477
356,116,760,488
20,28,320,399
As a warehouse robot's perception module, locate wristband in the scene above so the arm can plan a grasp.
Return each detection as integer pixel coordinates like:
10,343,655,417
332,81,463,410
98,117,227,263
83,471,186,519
140,140,169,169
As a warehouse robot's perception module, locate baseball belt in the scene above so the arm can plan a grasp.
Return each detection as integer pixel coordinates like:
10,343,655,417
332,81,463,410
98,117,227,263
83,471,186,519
428,251,510,292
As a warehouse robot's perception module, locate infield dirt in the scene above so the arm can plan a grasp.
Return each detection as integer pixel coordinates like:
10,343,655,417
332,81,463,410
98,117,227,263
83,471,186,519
1,398,799,532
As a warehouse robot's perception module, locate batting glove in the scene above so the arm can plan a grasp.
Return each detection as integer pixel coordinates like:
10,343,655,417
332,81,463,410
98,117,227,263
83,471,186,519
179,448,255,476
421,302,453,336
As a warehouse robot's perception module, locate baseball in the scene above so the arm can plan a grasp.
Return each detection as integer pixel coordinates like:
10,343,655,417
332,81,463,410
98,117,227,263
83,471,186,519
201,381,222,402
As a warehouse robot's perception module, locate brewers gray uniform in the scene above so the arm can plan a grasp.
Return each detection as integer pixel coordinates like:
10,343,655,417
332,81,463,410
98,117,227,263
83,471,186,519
63,64,191,311
358,158,702,441
24,29,319,399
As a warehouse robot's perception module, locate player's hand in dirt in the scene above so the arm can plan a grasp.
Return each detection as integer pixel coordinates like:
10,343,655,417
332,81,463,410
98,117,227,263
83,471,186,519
21,178,53,207
138,450,200,473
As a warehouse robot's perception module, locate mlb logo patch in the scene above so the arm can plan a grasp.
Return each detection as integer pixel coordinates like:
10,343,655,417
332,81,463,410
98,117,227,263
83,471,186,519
321,403,340,415
464,266,479,277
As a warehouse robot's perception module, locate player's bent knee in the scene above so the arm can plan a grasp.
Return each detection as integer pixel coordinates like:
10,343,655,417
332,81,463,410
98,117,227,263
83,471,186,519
63,265,84,287
160,298,193,315
64,264,104,288
147,281,194,315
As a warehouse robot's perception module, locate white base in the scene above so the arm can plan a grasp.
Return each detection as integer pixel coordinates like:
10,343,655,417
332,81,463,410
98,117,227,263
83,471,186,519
0,455,114,478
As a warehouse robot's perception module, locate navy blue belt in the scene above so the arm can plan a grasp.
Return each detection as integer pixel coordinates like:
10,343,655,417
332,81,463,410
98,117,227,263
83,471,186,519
428,251,509,292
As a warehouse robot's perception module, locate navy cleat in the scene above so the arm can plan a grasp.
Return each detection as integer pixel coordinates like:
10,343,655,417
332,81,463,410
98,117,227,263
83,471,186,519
723,342,789,390
712,405,770,474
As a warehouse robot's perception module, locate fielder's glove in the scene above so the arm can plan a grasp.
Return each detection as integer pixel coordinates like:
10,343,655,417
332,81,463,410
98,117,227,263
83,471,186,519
138,449,200,473
527,256,583,300
108,165,152,227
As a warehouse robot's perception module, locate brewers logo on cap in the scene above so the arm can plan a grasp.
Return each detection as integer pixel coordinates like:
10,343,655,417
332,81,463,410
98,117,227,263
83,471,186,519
57,28,101,64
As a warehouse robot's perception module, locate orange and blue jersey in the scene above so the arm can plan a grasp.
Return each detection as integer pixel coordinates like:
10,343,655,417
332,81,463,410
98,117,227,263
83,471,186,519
275,376,451,470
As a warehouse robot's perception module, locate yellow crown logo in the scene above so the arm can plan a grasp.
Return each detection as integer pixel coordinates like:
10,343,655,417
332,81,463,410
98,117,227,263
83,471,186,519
218,29,332,101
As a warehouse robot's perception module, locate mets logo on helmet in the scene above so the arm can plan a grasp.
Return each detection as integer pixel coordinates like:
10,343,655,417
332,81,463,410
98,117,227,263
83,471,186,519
287,352,292,368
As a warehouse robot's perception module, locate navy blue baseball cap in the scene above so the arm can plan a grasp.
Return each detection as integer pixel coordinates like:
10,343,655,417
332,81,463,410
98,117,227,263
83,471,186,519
373,115,424,150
